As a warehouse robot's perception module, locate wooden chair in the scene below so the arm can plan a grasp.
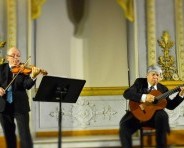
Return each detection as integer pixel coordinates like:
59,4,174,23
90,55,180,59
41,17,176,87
140,126,156,148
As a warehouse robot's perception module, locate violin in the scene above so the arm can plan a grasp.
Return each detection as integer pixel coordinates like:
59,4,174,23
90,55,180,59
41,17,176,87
11,64,48,76
4,56,47,94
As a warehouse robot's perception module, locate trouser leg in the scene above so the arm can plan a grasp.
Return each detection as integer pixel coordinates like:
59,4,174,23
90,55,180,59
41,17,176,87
119,114,140,148
15,113,33,148
154,110,169,148
0,113,17,148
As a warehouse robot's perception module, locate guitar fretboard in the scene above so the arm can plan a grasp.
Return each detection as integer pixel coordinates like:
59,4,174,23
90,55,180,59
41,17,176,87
155,84,184,100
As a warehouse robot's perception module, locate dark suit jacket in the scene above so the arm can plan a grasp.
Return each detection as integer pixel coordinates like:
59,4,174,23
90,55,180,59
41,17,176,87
0,63,36,113
124,78,184,110
121,78,184,126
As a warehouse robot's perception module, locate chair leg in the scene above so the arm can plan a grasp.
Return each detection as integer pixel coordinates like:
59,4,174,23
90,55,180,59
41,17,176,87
140,128,143,148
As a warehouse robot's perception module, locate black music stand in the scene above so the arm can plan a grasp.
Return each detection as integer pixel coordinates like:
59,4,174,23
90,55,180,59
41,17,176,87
33,76,86,148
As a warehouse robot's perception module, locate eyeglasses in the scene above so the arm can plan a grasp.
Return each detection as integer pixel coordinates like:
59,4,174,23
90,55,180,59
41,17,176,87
7,54,20,58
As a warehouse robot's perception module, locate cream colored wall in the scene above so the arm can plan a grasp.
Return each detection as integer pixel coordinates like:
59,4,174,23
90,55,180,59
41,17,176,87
83,0,128,87
35,0,128,87
32,0,129,134
35,0,74,85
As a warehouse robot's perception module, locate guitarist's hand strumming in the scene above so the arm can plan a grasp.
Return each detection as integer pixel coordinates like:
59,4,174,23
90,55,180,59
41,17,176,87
145,94,155,103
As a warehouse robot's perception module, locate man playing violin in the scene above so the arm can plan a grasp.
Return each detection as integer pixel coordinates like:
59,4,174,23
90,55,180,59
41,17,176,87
0,47,41,148
119,64,184,148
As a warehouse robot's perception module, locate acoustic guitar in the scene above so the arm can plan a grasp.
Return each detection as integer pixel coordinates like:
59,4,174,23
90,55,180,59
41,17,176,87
129,84,183,122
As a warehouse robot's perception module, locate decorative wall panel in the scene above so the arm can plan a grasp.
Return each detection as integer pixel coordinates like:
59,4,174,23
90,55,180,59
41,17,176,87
34,95,127,131
166,93,184,128
34,93,184,132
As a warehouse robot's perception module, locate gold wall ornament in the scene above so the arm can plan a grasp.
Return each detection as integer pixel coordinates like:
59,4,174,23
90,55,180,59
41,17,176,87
0,41,6,48
0,41,6,64
146,0,157,66
31,0,46,19
175,0,184,81
7,0,17,48
157,31,179,81
116,0,134,22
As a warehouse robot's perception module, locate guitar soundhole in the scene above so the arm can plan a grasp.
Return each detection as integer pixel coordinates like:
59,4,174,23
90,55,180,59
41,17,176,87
153,100,158,104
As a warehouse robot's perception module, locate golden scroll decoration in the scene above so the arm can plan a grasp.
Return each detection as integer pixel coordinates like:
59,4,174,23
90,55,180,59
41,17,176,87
157,31,179,81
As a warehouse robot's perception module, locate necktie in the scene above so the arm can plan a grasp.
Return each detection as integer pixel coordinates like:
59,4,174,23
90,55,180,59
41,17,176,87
148,86,154,93
7,85,13,103
7,68,13,103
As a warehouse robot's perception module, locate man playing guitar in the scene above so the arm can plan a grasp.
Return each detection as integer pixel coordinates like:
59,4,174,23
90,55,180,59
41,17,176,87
119,64,184,148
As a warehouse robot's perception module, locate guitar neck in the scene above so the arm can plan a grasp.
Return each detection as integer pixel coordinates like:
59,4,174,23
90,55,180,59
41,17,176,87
156,84,184,100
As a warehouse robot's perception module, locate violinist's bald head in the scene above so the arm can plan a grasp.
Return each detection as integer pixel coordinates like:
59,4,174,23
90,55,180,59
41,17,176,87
7,47,20,55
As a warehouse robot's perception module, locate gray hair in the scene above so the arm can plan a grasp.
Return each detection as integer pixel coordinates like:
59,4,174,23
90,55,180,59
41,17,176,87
147,64,162,74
